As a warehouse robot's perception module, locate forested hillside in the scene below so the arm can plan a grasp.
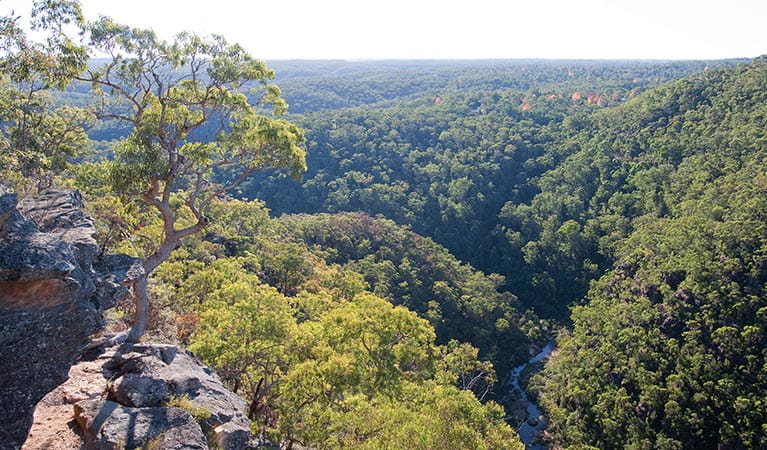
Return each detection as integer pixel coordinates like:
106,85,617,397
528,57,767,449
67,58,744,318
238,57,767,447
278,212,547,373
267,59,724,114
236,58,742,317
4,2,766,447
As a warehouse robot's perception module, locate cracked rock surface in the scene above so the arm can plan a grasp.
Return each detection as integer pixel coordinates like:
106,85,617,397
104,343,253,449
1,185,264,450
25,343,259,450
74,399,207,450
0,185,140,449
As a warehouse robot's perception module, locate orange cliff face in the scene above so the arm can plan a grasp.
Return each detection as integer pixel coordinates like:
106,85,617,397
571,91,582,101
0,279,72,310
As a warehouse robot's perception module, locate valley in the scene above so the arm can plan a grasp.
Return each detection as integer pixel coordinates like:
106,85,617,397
2,3,766,447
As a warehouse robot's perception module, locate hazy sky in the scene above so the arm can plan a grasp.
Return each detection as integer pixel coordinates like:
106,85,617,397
3,0,766,60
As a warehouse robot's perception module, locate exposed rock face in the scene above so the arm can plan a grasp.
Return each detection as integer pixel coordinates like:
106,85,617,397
2,185,261,449
26,342,260,450
102,343,252,450
0,185,140,449
74,399,207,450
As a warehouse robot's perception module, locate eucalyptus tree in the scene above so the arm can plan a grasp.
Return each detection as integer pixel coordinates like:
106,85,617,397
0,0,91,190
79,17,306,342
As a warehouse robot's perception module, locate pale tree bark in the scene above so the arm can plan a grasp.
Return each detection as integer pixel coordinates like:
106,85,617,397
125,237,175,342
125,180,208,342
126,275,150,343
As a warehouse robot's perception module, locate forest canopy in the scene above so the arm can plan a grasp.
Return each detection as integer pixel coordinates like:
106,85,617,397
3,2,766,447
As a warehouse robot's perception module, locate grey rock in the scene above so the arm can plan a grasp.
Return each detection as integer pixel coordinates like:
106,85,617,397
20,189,100,296
110,373,171,407
0,185,139,449
94,253,144,310
74,399,207,449
107,343,251,450
245,438,281,450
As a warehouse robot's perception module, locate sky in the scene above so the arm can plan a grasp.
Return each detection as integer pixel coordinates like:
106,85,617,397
3,0,766,60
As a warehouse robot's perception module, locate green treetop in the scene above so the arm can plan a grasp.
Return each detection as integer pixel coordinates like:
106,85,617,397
77,16,306,342
0,0,92,190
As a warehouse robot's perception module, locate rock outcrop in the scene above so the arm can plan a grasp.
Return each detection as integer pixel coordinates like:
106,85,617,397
26,341,261,450
1,185,265,449
0,185,140,449
74,399,208,449
95,343,253,449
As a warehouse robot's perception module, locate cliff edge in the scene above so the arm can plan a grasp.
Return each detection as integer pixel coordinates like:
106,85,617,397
0,185,139,448
0,186,260,450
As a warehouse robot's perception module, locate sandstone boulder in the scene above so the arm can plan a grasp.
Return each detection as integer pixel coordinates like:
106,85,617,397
105,343,251,450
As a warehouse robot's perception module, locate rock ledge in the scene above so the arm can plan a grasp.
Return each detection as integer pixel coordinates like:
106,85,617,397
0,186,139,448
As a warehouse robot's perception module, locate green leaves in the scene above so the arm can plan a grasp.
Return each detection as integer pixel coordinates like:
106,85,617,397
0,1,89,189
141,196,524,448
219,111,306,177
109,139,167,194
535,65,767,446
278,212,544,374
1,1,86,89
30,1,83,32
81,18,306,236
189,270,520,448
69,13,308,340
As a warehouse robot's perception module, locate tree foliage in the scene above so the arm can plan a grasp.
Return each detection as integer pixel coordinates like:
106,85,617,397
128,198,525,449
533,59,767,449
189,269,522,449
227,59,740,319
76,17,306,340
278,212,547,374
0,0,91,189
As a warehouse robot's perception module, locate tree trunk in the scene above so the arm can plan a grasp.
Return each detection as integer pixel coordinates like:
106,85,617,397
123,195,206,343
248,378,265,420
124,238,174,343
125,274,150,343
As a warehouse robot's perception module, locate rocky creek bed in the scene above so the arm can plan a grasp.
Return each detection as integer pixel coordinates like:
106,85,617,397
509,342,555,449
